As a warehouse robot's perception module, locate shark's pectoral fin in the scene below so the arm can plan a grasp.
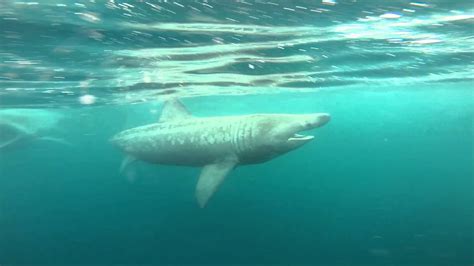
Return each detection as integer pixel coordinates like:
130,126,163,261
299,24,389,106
120,155,137,174
37,137,73,146
0,123,24,150
159,98,192,122
0,135,22,150
196,158,238,208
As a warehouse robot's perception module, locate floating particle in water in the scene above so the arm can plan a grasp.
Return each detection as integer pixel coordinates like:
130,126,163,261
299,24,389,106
79,94,96,105
380,13,401,19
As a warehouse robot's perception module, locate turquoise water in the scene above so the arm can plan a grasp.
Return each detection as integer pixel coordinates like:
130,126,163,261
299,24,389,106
0,0,473,264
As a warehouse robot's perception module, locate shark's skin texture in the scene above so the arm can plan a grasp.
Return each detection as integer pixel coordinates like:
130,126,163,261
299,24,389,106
0,109,68,151
111,99,331,207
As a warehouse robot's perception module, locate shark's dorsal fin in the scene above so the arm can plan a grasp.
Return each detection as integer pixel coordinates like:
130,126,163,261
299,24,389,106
196,157,238,208
159,98,192,122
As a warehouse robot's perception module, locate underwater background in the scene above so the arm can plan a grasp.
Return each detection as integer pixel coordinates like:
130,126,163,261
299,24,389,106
0,0,473,264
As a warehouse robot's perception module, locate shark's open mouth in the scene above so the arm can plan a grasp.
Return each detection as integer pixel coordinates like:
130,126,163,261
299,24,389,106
288,133,314,142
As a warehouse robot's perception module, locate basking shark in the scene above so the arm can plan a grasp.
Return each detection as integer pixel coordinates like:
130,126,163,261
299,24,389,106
111,99,331,207
0,109,69,151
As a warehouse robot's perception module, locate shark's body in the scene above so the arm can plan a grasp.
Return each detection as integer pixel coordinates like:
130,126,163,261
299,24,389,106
0,109,69,151
111,99,330,207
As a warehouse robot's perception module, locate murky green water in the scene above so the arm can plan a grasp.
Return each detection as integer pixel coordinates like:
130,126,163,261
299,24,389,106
0,0,473,264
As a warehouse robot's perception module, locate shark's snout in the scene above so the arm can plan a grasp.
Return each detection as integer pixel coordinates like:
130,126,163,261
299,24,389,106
286,113,330,143
301,113,331,130
313,113,331,127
